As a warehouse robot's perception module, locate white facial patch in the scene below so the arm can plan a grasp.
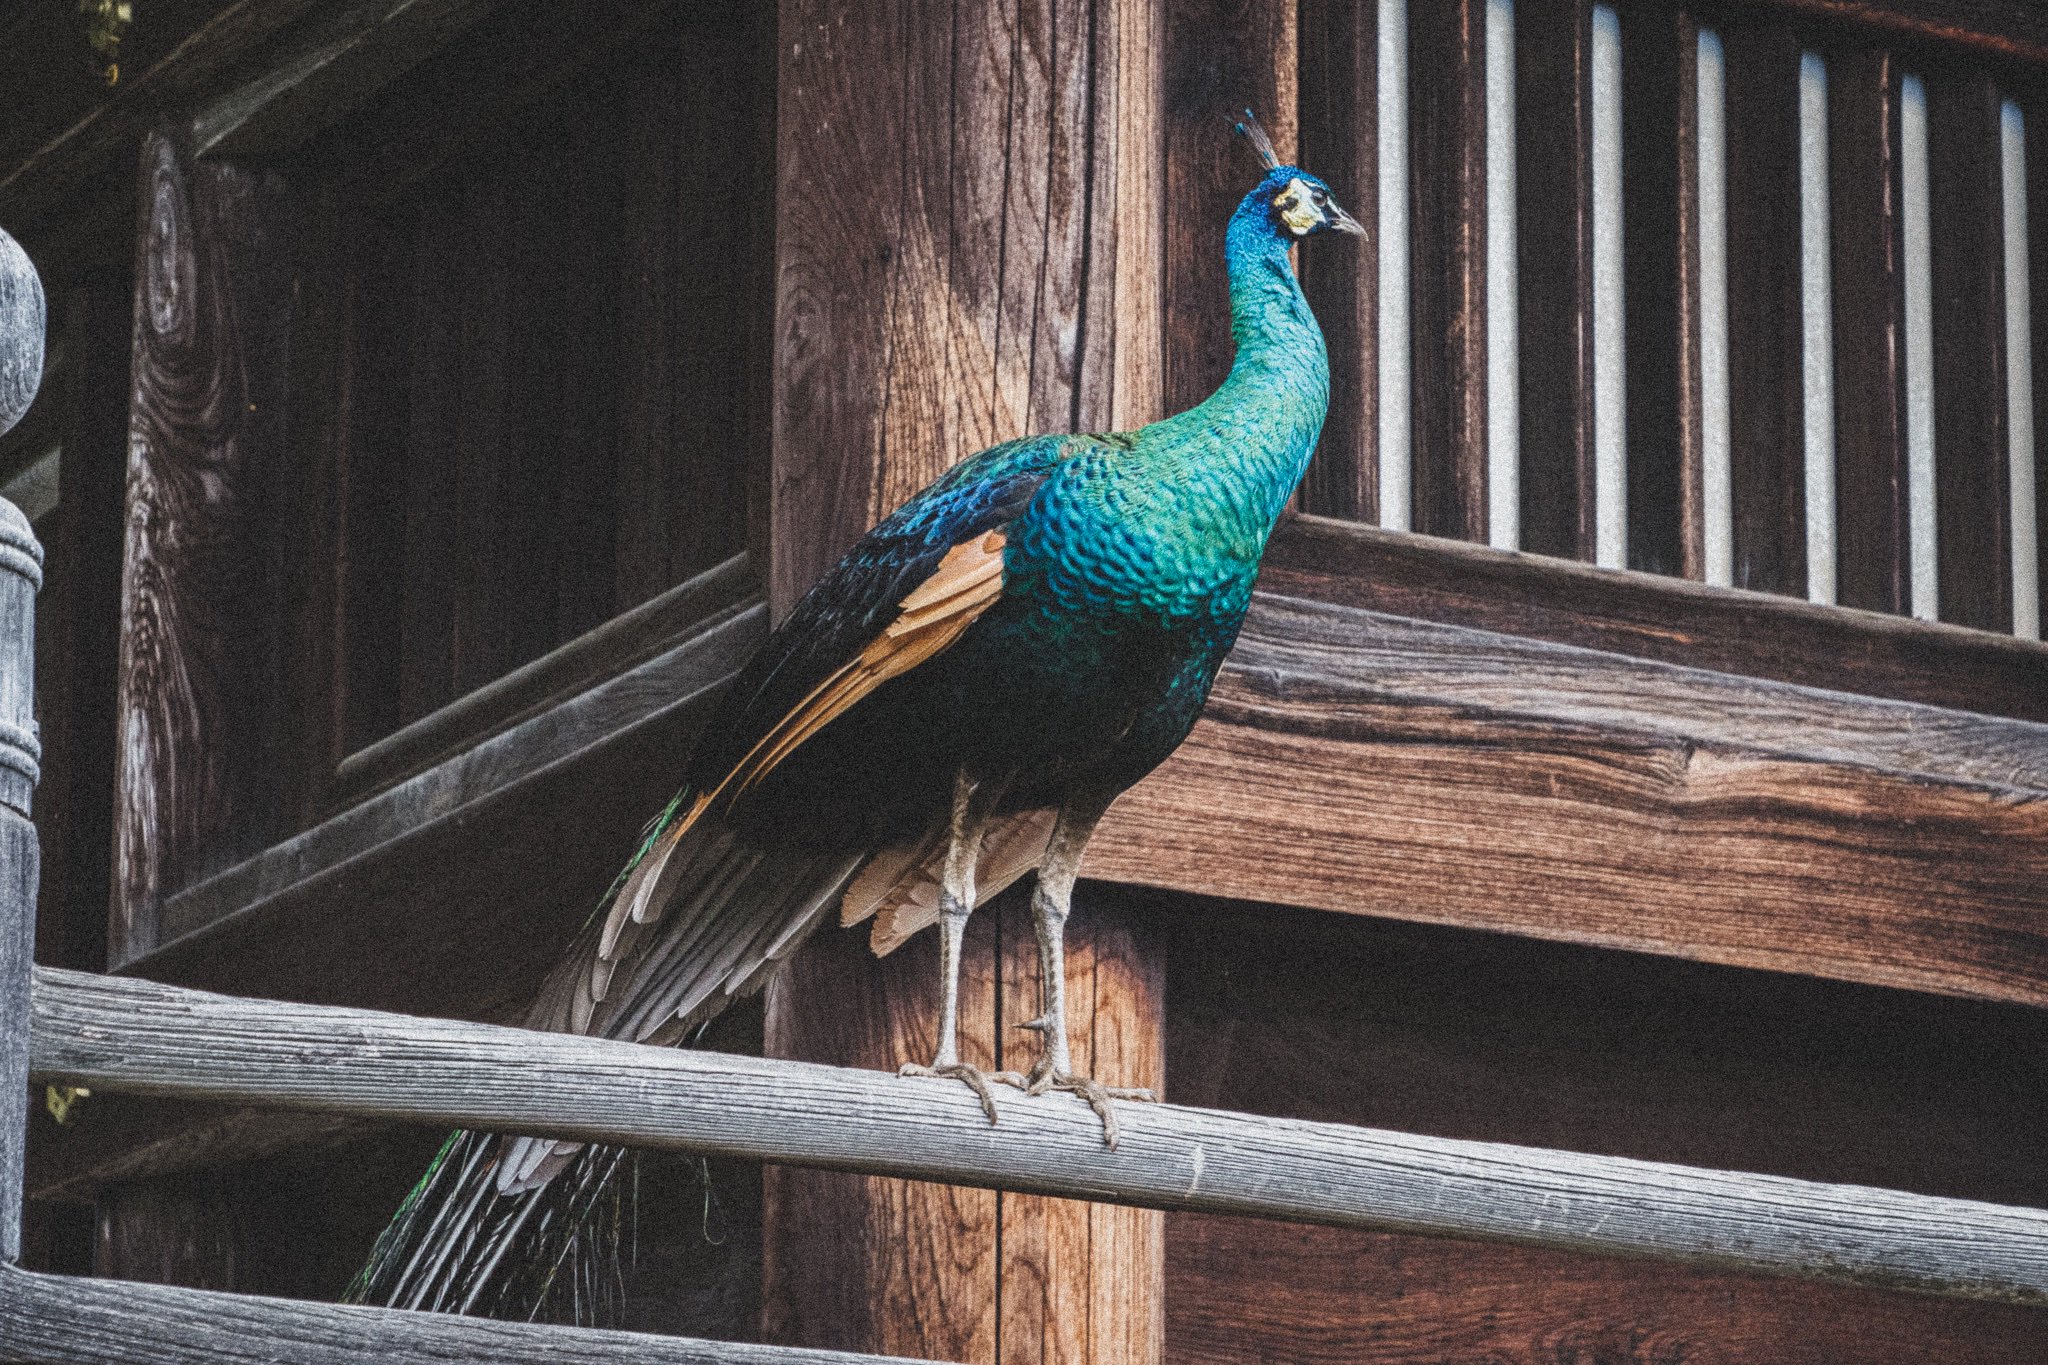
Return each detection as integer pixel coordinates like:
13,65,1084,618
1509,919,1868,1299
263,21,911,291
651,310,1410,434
1275,177,1321,236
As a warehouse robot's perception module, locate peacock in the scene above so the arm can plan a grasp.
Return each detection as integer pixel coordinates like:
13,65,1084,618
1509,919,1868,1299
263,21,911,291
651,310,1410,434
347,113,1363,1318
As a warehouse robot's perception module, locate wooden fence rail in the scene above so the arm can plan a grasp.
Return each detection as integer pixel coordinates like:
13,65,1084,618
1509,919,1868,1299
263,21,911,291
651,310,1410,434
28,964,2048,1309
0,1262,929,1365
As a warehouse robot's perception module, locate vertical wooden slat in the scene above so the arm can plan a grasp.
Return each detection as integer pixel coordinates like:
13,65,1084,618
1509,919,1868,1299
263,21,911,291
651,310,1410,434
1828,47,1910,615
336,207,415,754
1928,71,2013,633
1720,24,1807,597
112,131,296,964
766,1,1167,1359
1618,1,1702,577
2031,87,2048,620
1297,0,1379,522
1408,0,1488,542
398,189,459,727
1514,0,1596,560
1162,0,1296,417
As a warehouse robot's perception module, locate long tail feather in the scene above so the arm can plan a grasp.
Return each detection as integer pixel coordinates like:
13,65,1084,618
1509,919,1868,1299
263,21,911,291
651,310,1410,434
347,791,859,1320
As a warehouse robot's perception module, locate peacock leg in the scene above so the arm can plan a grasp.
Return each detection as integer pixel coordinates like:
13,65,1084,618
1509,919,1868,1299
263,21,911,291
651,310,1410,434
899,768,1009,1124
998,793,1158,1149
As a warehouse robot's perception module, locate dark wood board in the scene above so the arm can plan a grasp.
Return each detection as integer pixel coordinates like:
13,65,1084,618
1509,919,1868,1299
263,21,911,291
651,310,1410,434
1296,0,1379,522
1827,45,1911,614
1514,0,1597,561
1927,69,2014,632
1258,514,2048,721
1167,1215,2048,1364
1087,590,2048,1012
112,130,297,963
1406,0,1488,543
1720,21,1808,596
1618,0,1705,577
1159,894,2048,1360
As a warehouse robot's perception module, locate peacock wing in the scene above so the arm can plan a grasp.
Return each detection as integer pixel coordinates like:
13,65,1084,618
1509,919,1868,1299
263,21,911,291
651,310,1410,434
501,437,1090,1194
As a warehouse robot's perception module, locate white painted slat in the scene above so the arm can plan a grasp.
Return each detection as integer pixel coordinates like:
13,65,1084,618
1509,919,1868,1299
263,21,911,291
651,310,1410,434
2002,99,2041,639
1379,0,1413,531
1800,51,1839,605
1697,29,1733,586
1901,73,1939,621
1486,0,1520,550
1591,5,1626,569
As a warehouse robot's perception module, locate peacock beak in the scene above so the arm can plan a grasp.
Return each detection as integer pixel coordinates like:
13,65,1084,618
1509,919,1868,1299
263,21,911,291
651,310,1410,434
1326,201,1367,236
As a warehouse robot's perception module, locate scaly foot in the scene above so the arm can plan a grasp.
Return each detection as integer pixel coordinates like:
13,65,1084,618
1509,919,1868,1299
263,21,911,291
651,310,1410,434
900,1060,1005,1124
995,1059,1157,1150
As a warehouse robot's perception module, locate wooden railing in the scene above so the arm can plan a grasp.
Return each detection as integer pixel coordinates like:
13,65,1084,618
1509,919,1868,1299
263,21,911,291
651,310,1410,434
1298,0,2048,637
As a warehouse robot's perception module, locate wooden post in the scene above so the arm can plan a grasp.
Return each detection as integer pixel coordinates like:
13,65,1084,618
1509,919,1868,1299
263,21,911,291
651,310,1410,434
765,1,1165,1359
1,221,47,1264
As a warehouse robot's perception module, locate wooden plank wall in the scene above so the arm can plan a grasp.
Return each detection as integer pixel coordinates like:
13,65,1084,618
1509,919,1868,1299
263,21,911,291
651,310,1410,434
111,130,297,964
1157,896,2048,1361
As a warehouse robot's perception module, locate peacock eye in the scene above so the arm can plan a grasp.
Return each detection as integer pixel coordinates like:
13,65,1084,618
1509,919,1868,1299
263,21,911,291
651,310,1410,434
1311,188,1329,207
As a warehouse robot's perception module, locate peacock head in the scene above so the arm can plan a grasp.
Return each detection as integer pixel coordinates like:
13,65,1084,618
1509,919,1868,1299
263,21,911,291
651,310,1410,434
1232,111,1366,242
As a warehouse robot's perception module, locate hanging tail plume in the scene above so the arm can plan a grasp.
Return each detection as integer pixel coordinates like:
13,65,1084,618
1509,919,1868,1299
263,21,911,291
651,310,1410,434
344,785,1055,1320
343,793,863,1317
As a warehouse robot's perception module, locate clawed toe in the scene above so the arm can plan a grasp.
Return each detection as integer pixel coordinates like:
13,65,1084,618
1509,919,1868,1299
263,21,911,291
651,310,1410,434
900,1061,1003,1124
1015,1067,1149,1150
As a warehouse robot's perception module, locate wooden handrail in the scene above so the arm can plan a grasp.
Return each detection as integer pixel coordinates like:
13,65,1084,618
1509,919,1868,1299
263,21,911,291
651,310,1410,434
29,965,2048,1308
0,1262,934,1365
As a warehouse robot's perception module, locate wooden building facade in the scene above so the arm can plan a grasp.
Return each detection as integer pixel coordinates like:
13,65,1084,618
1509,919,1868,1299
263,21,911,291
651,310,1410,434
2,0,2046,1359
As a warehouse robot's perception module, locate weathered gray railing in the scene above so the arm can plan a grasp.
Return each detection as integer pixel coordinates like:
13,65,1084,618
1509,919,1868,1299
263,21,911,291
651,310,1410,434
27,964,2048,1308
1,219,2044,1359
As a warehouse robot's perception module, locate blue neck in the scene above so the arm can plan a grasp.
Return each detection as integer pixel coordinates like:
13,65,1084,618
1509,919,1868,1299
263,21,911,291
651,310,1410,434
1161,202,1331,535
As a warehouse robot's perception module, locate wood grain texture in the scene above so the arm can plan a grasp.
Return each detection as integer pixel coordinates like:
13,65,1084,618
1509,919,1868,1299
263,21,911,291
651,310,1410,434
773,0,1153,614
1927,69,2013,632
1618,0,1703,577
0,487,34,1265
1086,589,2048,1010
1407,0,1488,542
769,2,1168,1357
188,0,495,160
1167,1216,2048,1364
28,967,2048,1305
1296,0,1377,522
763,915,999,1361
0,1262,933,1365
1515,0,1596,560
1259,514,2048,721
1161,0,1295,419
128,598,763,1007
1156,897,2048,1357
0,0,327,228
1748,0,2048,65
1827,45,1910,615
112,130,295,964
1,814,35,1264
995,894,1165,1365
1720,21,1807,596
